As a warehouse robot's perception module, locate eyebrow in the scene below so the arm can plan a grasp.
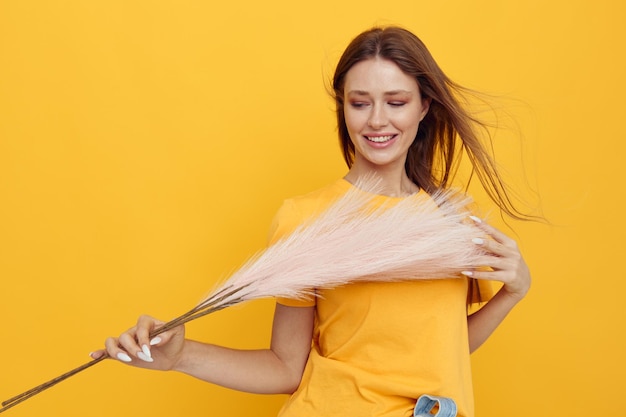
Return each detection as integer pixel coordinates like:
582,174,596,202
347,90,413,96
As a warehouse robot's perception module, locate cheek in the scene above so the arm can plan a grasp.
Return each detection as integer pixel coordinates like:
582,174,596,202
344,110,364,135
399,111,422,133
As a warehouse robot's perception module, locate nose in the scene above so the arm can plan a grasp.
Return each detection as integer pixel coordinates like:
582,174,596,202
367,104,388,129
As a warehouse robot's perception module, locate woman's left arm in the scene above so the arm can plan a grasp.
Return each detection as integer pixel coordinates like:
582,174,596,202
464,217,531,353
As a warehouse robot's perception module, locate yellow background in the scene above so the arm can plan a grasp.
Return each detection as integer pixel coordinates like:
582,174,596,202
1,1,624,416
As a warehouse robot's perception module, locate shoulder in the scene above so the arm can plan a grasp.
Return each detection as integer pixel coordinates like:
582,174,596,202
267,179,351,244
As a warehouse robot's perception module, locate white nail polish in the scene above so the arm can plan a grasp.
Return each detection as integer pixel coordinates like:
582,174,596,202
150,336,162,346
142,344,152,359
472,238,484,245
469,215,482,223
137,351,154,363
461,271,473,277
117,352,132,363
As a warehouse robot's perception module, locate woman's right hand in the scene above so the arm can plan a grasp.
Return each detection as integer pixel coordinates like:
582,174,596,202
90,315,186,371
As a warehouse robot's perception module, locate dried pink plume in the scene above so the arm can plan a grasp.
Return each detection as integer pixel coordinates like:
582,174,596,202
198,176,486,309
1,177,486,413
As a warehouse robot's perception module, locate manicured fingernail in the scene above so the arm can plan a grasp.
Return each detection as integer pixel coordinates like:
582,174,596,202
137,351,154,363
116,352,132,362
472,238,484,245
461,271,473,277
469,215,482,223
150,336,162,346
142,344,152,358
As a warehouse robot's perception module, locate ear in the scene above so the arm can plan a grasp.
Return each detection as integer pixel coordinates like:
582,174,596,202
419,97,432,122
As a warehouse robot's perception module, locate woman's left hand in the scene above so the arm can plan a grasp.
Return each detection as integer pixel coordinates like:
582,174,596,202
464,217,531,352
465,217,531,302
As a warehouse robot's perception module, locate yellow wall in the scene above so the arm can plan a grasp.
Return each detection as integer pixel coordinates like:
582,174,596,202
1,1,624,416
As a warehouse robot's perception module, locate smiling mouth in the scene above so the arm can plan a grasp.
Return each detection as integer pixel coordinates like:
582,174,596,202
365,135,395,143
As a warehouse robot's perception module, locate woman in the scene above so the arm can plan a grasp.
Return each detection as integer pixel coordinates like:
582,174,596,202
91,26,531,417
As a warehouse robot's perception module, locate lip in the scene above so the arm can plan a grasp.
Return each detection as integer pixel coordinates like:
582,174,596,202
363,133,398,147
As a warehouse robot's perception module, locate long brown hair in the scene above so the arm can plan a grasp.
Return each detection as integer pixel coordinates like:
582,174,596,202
333,26,527,220
332,26,530,304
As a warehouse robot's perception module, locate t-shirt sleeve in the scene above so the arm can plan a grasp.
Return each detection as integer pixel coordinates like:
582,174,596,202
267,199,316,308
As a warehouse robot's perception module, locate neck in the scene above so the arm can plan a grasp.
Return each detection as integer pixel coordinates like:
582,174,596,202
344,165,419,197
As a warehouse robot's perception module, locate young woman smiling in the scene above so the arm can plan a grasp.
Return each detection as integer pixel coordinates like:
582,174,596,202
91,26,531,417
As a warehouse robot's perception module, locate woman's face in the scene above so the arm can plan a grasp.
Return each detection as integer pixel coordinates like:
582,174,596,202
343,58,430,174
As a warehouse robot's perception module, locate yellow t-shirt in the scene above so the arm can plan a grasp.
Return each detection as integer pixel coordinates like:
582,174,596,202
268,179,490,417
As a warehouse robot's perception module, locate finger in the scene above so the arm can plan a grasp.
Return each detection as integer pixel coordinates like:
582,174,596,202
89,349,107,360
146,325,179,348
469,216,514,246
104,337,133,363
476,251,520,273
472,237,509,258
462,269,505,282
118,331,154,363
135,315,163,361
461,265,511,282
466,255,524,278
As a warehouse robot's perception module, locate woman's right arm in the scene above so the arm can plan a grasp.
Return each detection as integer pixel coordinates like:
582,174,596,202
91,303,314,395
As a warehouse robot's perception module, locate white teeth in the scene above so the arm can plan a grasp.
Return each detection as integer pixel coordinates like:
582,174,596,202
366,135,394,143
